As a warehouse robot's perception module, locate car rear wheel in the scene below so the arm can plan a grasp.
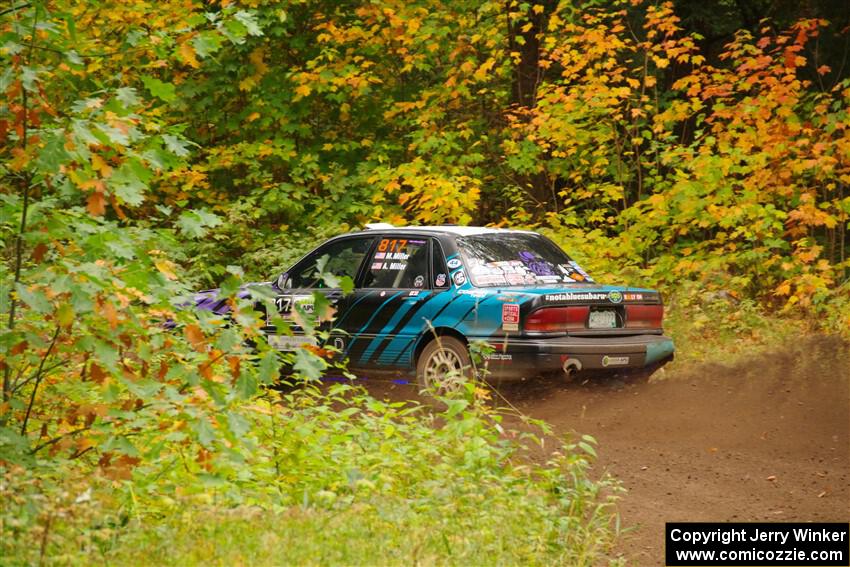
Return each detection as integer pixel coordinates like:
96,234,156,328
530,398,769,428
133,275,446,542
416,336,473,395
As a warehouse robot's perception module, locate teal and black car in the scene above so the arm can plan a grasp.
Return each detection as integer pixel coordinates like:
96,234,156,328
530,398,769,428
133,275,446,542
217,224,674,390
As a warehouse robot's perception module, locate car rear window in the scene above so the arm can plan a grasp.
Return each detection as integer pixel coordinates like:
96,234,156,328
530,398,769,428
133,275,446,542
457,233,595,287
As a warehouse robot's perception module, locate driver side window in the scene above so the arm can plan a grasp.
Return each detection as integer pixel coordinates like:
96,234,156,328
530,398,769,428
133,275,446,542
362,237,429,289
286,237,373,289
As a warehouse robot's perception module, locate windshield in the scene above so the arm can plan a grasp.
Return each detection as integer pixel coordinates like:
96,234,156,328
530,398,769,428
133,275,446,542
457,233,594,287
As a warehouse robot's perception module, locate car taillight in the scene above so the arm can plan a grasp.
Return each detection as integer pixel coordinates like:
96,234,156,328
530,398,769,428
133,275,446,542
525,306,590,332
625,304,664,329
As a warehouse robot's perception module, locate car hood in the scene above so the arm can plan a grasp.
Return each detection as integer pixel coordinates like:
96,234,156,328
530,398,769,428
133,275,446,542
192,282,274,314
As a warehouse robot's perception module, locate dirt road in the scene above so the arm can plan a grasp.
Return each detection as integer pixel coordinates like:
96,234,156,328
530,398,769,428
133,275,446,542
362,335,850,564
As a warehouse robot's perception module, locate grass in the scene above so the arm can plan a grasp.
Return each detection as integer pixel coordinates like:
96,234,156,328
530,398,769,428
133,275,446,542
1,385,623,566
662,288,811,368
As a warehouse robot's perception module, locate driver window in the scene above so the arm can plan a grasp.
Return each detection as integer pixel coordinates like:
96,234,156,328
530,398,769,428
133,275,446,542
286,237,373,289
362,238,429,289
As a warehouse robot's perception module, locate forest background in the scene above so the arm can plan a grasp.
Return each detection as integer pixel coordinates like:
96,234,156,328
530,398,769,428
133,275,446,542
1,0,849,564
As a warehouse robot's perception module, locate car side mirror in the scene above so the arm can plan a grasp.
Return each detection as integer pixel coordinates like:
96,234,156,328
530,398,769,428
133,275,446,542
275,273,288,290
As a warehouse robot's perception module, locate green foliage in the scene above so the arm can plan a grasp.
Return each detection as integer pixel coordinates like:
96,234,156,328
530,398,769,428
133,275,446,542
2,0,850,563
1,384,622,566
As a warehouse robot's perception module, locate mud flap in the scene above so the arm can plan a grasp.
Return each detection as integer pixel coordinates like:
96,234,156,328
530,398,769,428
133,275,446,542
645,338,675,366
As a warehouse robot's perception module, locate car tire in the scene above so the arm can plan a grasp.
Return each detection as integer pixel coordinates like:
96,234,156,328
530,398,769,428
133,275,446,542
415,336,473,395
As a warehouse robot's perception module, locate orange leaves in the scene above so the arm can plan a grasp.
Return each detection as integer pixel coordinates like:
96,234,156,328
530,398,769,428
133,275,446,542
184,324,207,351
89,362,108,384
97,299,120,330
99,452,141,481
87,191,106,216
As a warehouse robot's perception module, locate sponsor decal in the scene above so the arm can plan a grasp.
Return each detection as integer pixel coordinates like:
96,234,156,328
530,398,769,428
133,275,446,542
477,274,508,286
558,263,587,282
518,250,556,276
568,261,594,282
484,353,513,361
435,273,447,287
458,289,487,298
608,290,623,304
408,290,420,297
413,275,425,288
505,273,526,285
447,258,462,269
502,303,520,332
623,292,644,301
496,292,525,301
601,355,629,367
452,270,466,286
545,292,609,302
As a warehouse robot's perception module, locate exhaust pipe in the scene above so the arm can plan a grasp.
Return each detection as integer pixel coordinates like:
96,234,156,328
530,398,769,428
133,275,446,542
563,358,582,378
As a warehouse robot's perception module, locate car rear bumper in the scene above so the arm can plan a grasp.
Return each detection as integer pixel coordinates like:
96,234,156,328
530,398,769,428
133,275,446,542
483,334,674,379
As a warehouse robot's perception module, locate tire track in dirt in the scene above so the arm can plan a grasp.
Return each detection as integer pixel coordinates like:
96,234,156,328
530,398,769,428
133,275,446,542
361,335,849,564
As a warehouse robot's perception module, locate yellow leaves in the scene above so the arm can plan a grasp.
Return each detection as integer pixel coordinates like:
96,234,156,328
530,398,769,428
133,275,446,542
247,112,261,122
239,48,269,92
154,259,178,280
178,40,200,69
652,56,670,69
774,282,792,296
249,47,268,75
473,58,496,82
91,154,112,177
294,84,312,99
532,4,545,14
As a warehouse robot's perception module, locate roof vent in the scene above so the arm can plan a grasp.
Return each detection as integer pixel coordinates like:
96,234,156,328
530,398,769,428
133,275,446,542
364,223,395,230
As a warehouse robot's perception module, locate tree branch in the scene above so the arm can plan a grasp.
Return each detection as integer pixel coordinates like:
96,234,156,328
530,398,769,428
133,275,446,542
21,325,61,437
30,425,90,454
2,5,38,406
0,2,30,18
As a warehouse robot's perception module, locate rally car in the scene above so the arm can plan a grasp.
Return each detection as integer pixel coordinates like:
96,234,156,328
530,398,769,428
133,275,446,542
195,225,674,389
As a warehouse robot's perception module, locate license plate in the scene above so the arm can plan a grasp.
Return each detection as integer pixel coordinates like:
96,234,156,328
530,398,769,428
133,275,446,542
267,335,317,351
588,310,617,329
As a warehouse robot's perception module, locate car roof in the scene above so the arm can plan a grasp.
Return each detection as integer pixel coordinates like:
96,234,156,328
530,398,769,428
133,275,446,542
351,225,539,237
